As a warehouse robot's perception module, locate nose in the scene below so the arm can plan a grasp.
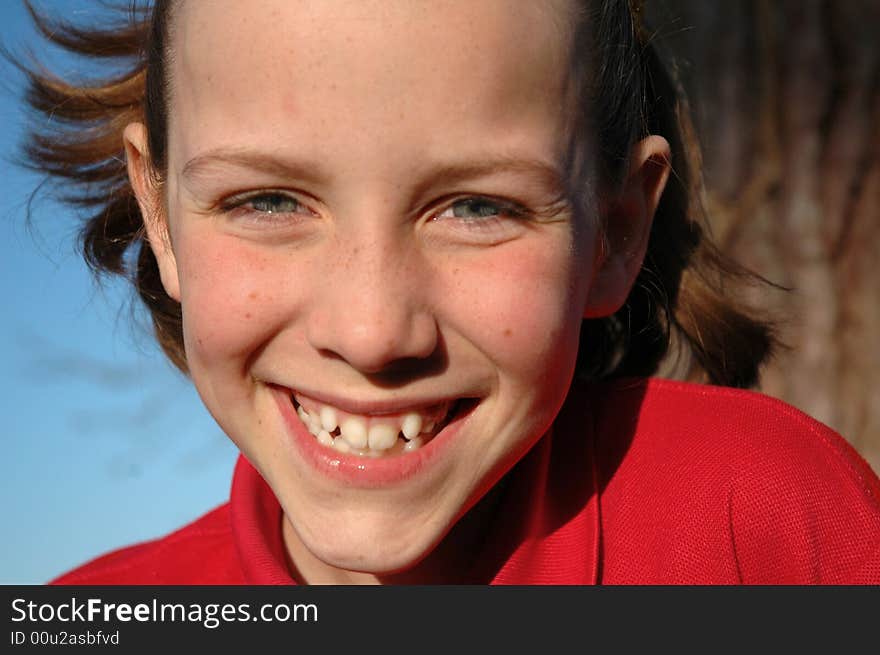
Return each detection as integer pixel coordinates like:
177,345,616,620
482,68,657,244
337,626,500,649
306,230,439,375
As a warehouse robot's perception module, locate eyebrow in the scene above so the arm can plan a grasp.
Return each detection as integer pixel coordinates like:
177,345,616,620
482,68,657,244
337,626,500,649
412,155,567,198
181,148,567,195
181,149,331,186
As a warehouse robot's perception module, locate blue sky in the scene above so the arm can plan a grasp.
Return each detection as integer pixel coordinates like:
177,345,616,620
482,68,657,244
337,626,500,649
0,0,238,584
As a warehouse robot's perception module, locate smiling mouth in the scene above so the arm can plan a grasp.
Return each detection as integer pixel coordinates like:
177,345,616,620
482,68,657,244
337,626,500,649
290,392,467,457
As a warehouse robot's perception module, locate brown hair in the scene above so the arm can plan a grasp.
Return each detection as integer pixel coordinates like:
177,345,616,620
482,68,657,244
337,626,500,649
14,0,776,387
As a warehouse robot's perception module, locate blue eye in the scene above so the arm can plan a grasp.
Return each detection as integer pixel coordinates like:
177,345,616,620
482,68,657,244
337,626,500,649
239,193,304,214
218,191,315,230
216,190,317,236
452,198,503,218
437,196,526,222
429,195,533,245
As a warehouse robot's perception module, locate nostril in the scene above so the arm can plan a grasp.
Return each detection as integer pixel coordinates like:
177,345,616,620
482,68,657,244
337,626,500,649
362,354,447,386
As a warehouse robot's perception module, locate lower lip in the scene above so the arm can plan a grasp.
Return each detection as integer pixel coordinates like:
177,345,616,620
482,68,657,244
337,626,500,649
271,386,470,488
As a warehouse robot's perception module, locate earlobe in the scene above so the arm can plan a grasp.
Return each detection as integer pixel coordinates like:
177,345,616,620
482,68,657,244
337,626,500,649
123,122,180,302
584,135,671,318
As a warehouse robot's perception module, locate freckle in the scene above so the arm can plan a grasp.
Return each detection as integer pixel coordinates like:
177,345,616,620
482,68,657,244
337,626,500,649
245,312,252,319
248,291,258,300
503,328,513,337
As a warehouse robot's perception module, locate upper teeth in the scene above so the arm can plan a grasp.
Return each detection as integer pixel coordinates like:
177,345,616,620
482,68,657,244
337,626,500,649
340,417,368,449
293,394,449,455
320,406,338,432
401,413,422,439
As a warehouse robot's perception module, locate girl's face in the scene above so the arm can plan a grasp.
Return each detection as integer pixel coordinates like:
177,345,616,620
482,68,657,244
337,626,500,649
134,0,618,582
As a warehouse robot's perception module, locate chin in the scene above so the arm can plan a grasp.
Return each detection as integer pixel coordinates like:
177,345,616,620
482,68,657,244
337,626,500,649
296,515,444,576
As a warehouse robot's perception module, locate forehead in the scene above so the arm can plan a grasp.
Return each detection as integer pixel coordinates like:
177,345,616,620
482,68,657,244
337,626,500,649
168,0,575,170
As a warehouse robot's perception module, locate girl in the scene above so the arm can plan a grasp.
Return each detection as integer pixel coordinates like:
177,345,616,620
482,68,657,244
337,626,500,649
20,0,880,584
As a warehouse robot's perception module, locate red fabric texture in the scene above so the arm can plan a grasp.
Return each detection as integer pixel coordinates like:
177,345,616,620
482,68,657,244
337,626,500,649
51,378,880,585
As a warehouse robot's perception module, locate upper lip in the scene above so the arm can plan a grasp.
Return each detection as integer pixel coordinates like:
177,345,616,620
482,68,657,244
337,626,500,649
276,384,469,416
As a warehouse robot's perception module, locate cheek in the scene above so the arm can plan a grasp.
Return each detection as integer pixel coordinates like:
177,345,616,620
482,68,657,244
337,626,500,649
173,233,296,368
438,235,589,379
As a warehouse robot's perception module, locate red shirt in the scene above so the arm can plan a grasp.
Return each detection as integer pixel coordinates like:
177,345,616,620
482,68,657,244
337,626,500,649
52,378,880,584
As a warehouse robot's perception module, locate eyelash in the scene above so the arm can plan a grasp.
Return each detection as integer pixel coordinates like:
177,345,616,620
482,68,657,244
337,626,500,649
217,191,532,238
218,191,311,223
434,196,529,223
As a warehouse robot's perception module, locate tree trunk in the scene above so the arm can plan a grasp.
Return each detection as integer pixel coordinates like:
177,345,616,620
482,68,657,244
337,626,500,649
648,0,880,473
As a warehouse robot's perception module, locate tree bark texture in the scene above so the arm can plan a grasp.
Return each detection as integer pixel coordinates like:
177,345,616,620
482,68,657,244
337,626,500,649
647,0,880,473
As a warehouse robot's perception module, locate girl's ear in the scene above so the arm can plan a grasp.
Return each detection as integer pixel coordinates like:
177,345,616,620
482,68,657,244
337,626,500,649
123,122,180,302
584,135,671,317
